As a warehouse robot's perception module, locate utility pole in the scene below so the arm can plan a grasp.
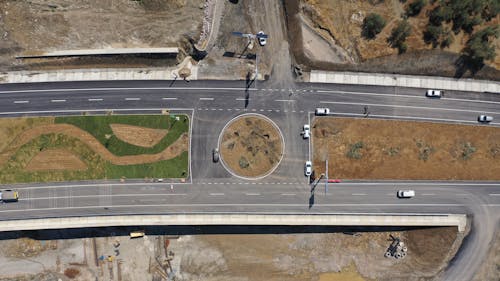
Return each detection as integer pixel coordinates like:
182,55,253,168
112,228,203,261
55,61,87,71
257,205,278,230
325,159,328,195
255,52,258,89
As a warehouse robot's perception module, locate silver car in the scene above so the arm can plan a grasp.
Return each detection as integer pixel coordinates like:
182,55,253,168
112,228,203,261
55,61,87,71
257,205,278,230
478,115,493,123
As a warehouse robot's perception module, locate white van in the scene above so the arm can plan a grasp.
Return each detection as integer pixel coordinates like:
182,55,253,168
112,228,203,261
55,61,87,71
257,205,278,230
315,108,330,115
397,190,415,198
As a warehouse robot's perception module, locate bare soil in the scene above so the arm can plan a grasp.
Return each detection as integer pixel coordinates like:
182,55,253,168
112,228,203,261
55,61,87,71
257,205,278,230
220,115,283,178
286,0,500,80
473,230,500,281
1,123,188,166
0,227,462,281
312,117,500,180
0,0,204,71
110,124,168,148
25,148,87,171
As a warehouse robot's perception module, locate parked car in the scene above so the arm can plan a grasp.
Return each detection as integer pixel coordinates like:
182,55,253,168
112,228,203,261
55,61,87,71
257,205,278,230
257,31,267,46
397,190,415,198
304,161,312,176
425,89,442,98
315,108,330,115
478,115,493,123
212,148,220,163
303,124,310,139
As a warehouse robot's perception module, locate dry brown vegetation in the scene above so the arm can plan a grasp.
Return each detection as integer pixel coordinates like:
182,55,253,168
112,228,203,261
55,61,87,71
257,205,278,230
220,115,283,178
301,0,500,68
110,124,168,148
312,117,500,180
25,148,87,171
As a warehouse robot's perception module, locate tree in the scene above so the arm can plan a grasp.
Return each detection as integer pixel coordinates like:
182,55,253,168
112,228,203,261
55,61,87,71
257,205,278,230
406,0,427,17
362,13,386,39
462,26,499,68
388,20,412,53
423,24,454,48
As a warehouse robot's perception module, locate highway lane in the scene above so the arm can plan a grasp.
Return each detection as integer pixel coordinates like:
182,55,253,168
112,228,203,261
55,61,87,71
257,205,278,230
0,80,499,281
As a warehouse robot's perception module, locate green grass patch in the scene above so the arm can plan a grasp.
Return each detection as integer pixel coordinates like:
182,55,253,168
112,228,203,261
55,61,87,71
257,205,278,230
55,114,189,156
0,133,188,184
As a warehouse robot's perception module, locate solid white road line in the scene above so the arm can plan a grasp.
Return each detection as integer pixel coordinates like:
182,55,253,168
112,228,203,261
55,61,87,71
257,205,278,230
162,97,178,100
316,90,500,106
0,108,194,116
88,98,103,101
0,203,476,213
0,87,257,94
199,97,214,101
328,112,485,125
13,100,29,104
125,98,141,101
319,100,500,115
51,99,66,102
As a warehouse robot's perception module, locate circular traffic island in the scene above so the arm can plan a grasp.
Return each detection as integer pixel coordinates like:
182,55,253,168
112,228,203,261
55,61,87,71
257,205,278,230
219,114,284,179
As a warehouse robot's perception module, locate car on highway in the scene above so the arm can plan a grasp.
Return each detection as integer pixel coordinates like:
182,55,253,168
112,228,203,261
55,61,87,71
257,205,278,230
304,161,312,176
315,108,330,115
0,189,19,202
425,89,442,98
257,31,267,46
302,124,310,139
212,148,219,163
478,115,493,123
397,190,415,198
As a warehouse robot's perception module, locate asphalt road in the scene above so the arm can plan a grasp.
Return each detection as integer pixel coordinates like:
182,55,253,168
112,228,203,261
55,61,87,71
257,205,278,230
0,80,499,281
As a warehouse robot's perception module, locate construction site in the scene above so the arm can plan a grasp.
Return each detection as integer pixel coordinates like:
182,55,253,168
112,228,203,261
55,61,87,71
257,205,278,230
0,225,473,281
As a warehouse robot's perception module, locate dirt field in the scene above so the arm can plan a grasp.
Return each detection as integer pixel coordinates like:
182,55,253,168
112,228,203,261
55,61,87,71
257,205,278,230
0,226,462,281
110,124,168,148
286,0,500,80
220,115,283,178
0,0,204,71
25,148,87,171
312,117,500,180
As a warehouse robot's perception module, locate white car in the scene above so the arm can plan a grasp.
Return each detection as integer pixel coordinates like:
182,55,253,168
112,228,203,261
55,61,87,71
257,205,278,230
304,161,312,176
397,190,415,198
426,89,442,98
303,124,310,139
315,108,330,115
257,31,267,46
478,115,493,123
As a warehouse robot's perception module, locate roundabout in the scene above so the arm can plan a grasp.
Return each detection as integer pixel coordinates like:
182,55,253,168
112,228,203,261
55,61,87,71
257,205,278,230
218,113,284,180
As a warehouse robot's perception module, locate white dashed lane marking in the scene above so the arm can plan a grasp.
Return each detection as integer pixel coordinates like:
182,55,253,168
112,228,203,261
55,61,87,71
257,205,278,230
51,99,66,103
88,98,103,101
162,97,178,100
210,193,225,196
245,193,261,196
199,97,214,101
14,100,29,104
125,98,140,101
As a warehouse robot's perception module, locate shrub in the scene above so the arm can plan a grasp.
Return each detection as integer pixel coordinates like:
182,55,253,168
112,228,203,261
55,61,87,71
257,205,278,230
388,20,412,53
362,13,387,39
406,0,427,17
347,141,364,159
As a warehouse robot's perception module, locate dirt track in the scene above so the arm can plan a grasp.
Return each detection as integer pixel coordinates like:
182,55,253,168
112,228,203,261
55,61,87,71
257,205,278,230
25,148,87,171
1,124,188,166
110,124,168,148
